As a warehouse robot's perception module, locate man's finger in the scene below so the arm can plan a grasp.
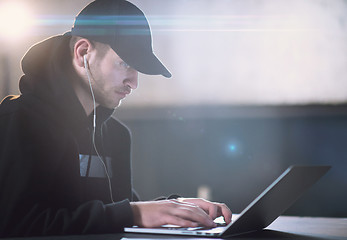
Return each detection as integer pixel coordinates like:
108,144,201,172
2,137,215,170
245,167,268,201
218,203,232,224
167,202,216,227
163,215,199,228
177,198,232,224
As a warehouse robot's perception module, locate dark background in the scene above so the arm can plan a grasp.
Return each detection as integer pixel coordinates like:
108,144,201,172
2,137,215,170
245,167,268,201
117,105,347,218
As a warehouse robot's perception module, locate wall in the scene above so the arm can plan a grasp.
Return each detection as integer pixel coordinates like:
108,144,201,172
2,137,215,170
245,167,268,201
1,0,347,106
116,105,347,217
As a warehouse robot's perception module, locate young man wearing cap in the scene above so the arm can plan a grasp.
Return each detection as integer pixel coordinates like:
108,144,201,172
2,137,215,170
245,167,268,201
0,0,231,237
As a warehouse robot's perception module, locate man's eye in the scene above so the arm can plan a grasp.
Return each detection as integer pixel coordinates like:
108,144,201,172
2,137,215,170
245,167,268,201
119,61,130,69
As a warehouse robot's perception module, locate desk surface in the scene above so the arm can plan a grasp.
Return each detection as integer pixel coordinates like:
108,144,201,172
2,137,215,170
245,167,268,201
4,216,347,240
265,215,347,240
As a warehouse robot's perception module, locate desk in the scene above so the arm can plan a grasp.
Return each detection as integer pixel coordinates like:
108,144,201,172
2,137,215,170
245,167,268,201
3,216,347,240
265,216,347,240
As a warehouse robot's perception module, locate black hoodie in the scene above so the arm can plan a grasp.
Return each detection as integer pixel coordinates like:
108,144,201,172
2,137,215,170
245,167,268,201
0,35,136,237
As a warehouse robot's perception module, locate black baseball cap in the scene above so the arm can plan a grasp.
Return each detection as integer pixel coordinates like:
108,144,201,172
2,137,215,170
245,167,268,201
68,0,171,78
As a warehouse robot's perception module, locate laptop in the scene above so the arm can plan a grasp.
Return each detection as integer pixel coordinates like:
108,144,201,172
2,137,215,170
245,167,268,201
124,165,331,238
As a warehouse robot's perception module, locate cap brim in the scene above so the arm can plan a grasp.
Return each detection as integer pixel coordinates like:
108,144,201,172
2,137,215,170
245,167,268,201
70,0,171,78
115,46,171,78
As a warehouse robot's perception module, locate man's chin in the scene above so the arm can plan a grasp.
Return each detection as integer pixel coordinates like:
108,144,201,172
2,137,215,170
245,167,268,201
111,99,123,109
99,99,122,110
114,100,122,109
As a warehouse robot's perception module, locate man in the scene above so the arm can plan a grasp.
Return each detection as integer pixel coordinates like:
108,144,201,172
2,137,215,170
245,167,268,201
0,0,231,237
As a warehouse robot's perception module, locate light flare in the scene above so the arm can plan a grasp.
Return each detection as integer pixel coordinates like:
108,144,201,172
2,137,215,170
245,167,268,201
0,2,35,40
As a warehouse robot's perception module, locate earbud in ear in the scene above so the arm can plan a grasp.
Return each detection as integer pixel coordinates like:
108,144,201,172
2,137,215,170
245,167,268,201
83,55,89,69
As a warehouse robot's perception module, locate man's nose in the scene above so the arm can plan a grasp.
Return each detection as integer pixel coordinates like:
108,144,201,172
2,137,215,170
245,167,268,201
124,70,139,90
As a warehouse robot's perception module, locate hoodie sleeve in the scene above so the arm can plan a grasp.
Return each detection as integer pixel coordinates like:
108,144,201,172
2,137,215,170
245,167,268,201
0,96,134,237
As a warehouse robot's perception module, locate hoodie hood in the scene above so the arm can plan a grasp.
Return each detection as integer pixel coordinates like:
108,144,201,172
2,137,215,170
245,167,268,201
19,35,92,133
20,35,75,100
19,35,115,134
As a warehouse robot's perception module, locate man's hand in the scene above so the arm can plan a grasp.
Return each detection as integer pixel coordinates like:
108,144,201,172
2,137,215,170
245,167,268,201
178,198,232,225
130,198,232,228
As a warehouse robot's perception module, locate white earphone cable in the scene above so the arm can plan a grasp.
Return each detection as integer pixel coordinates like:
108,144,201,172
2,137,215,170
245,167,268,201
84,55,115,204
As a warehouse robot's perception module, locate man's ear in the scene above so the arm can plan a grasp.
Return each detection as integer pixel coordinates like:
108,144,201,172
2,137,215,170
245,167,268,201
73,38,93,68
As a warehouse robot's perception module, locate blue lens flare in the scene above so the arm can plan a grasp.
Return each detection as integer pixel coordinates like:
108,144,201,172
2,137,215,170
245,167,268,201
226,140,244,158
228,144,236,152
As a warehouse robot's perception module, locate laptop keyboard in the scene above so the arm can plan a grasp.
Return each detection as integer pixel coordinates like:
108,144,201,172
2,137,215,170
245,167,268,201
164,222,227,231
